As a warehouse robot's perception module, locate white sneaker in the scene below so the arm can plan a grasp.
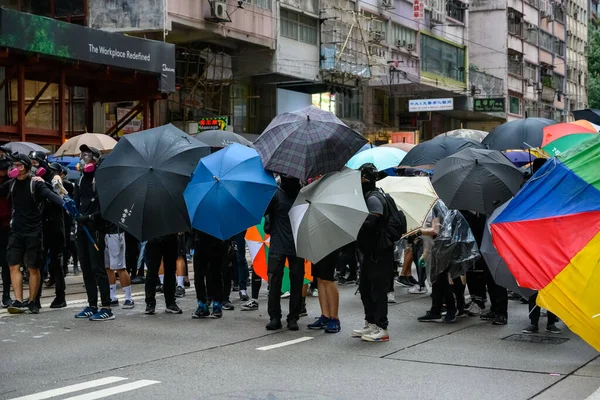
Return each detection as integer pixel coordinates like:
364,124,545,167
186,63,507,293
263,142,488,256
408,285,428,294
281,291,290,299
361,327,390,342
387,292,396,303
352,322,378,337
466,302,482,316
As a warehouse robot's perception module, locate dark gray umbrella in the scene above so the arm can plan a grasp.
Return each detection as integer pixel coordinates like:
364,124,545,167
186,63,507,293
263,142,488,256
481,118,555,150
96,124,210,241
253,106,367,180
482,201,535,298
400,135,484,167
192,130,253,148
4,141,50,155
432,148,524,215
572,109,600,125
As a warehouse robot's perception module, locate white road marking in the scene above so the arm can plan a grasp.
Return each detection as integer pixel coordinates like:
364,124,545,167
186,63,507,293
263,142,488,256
8,376,128,400
256,336,314,351
62,380,160,400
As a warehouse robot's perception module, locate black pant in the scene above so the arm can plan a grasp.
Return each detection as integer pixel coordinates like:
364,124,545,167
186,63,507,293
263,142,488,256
63,239,78,271
529,293,558,326
125,232,140,278
145,235,177,307
466,258,487,306
0,226,10,300
359,249,393,330
44,225,65,301
234,231,249,290
251,269,262,300
483,262,508,317
194,242,227,304
431,272,456,314
267,252,305,321
77,227,110,308
338,243,358,278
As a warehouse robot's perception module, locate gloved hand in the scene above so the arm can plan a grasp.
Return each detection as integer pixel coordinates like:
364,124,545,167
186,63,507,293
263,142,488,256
76,214,92,223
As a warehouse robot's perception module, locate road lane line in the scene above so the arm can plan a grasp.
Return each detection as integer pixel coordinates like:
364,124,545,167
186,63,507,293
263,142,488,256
61,380,160,400
9,377,128,400
257,336,314,350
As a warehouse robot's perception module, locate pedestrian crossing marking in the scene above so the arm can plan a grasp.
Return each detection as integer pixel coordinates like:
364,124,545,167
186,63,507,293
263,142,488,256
62,380,160,400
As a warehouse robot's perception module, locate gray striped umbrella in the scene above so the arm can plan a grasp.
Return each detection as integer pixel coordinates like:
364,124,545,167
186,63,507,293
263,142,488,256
254,106,367,180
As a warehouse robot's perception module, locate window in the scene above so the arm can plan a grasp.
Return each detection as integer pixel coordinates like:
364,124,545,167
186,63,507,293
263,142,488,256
253,0,271,10
280,9,318,45
554,39,565,57
553,3,565,22
420,34,466,82
553,74,564,91
525,25,538,44
508,11,523,37
524,0,538,8
539,30,553,52
525,62,538,81
508,54,523,76
446,0,466,23
391,23,417,47
509,97,522,115
335,89,363,121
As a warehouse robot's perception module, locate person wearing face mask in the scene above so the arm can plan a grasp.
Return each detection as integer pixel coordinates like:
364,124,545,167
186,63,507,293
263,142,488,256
73,145,114,321
0,158,13,308
1,154,64,314
264,175,305,331
29,152,67,309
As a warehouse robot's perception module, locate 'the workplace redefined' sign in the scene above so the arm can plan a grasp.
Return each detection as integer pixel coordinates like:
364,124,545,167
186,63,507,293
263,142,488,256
198,117,228,132
409,98,454,112
474,98,506,112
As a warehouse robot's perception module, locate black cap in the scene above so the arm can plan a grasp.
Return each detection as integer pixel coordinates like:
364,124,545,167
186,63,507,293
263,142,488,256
79,144,101,159
359,163,379,183
49,162,64,173
13,153,32,169
28,151,48,162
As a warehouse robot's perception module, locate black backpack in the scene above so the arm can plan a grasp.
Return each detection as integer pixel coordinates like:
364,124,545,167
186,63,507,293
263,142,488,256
359,189,407,252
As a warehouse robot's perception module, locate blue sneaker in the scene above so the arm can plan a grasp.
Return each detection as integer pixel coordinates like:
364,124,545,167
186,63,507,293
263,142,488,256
211,301,223,319
75,306,97,319
325,318,341,333
308,315,329,330
89,308,115,321
192,301,210,319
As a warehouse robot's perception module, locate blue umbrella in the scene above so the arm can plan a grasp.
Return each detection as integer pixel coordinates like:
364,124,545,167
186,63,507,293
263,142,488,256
184,143,278,240
346,147,407,171
48,155,80,170
356,143,376,154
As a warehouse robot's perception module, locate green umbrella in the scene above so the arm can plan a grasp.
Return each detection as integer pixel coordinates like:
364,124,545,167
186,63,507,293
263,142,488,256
542,133,598,157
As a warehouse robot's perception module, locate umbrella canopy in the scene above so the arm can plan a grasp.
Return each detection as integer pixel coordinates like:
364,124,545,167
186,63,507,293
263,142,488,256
541,123,596,148
491,135,600,351
444,129,489,143
4,142,50,155
381,142,415,152
356,143,377,153
253,105,367,180
481,201,535,298
571,120,599,132
432,148,524,215
55,133,117,156
346,147,407,171
542,133,598,157
400,135,484,167
377,176,438,233
481,118,556,150
289,168,368,263
246,219,312,292
184,143,277,240
192,130,253,148
572,109,600,125
96,124,210,241
502,150,539,167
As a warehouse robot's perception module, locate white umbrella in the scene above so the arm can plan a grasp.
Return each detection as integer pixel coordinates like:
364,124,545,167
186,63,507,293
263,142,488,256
377,176,439,234
444,129,489,143
55,133,118,156
289,168,368,263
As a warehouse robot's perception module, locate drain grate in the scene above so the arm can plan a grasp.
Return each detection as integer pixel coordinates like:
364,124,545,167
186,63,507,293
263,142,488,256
502,334,570,345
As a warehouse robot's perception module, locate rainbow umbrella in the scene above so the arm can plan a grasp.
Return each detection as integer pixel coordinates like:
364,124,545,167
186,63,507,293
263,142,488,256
491,135,600,351
541,123,596,148
542,133,598,157
245,219,312,293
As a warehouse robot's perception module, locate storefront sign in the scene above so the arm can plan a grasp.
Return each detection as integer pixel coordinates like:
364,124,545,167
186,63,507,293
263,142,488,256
474,98,505,112
198,117,228,132
413,0,425,21
0,8,175,92
409,98,454,112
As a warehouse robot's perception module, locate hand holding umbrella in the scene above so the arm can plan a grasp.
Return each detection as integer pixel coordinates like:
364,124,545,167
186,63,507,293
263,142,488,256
62,197,99,251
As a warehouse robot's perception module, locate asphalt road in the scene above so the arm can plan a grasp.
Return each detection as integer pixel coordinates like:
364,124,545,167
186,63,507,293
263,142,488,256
1,274,599,400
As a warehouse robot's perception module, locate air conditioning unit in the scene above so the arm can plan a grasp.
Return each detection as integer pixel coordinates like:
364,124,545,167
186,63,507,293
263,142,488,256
407,43,416,51
540,10,546,17
547,14,554,21
460,2,469,9
397,39,406,47
527,23,536,29
381,0,394,8
567,29,572,35
526,78,534,86
574,11,578,18
371,30,385,41
511,55,522,61
211,1,228,21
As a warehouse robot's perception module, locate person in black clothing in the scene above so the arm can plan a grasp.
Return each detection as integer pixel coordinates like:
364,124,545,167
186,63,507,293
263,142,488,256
2,154,64,315
265,176,305,331
144,234,182,315
30,153,67,309
52,164,78,277
73,145,114,321
0,159,12,308
192,230,228,319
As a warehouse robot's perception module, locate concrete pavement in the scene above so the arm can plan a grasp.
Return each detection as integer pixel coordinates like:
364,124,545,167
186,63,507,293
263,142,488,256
0,275,599,400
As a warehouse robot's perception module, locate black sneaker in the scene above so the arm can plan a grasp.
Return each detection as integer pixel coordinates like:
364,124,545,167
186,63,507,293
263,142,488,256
1,297,13,308
211,301,223,319
156,284,164,293
241,299,259,311
131,276,145,284
266,318,282,330
44,279,55,288
418,310,443,322
183,279,191,288
299,306,308,317
222,300,234,311
50,299,67,309
338,276,348,285
345,275,357,285
28,301,40,314
492,315,507,325
408,276,418,286
232,285,240,292
166,304,183,314
522,324,539,334
480,311,496,321
175,286,186,298
545,324,562,334
110,299,119,307
287,318,299,331
145,304,156,315
444,310,457,323
396,276,413,287
192,303,210,319
7,300,28,314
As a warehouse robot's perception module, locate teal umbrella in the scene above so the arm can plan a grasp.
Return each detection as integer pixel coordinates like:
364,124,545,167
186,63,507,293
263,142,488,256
346,147,406,171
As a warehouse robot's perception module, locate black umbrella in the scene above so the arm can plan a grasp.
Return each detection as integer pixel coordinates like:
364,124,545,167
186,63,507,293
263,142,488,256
96,124,210,241
481,118,555,150
572,109,600,125
432,148,524,215
192,130,253,148
400,135,484,167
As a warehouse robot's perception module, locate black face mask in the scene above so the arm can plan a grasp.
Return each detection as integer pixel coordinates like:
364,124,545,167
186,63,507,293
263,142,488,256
361,181,376,195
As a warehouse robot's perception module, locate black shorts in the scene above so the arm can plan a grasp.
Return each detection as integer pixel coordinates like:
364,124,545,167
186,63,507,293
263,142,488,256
312,251,338,282
7,230,43,268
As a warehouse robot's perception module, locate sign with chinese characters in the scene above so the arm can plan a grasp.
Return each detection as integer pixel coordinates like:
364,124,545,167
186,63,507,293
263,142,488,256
409,98,454,112
474,98,506,113
413,0,425,21
198,117,228,132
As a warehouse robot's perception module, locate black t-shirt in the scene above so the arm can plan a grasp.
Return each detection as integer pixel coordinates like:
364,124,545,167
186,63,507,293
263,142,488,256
75,173,101,230
266,188,297,256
